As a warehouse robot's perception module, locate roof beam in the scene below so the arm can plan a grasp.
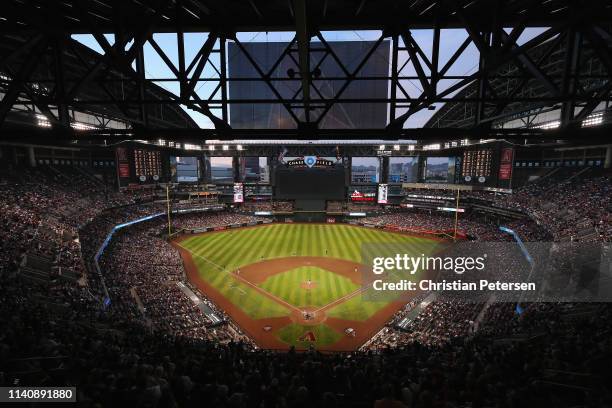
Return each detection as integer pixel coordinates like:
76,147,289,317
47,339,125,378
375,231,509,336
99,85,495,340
293,0,311,122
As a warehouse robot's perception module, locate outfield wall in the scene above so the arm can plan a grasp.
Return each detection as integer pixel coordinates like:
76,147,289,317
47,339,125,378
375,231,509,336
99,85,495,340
92,206,228,304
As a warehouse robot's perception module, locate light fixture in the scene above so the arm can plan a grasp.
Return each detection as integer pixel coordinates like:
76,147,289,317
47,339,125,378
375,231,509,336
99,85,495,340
536,120,560,130
209,145,215,151
393,144,400,151
582,112,603,127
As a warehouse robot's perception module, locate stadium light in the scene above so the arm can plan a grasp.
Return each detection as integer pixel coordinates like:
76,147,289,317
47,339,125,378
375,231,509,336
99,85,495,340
184,143,201,150
222,145,229,151
208,145,215,151
408,145,415,151
72,122,97,131
535,120,560,130
393,144,400,151
237,145,243,151
36,114,51,128
582,112,603,127
379,144,385,150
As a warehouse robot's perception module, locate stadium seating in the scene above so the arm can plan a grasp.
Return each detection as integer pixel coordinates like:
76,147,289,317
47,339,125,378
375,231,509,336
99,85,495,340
1,165,610,407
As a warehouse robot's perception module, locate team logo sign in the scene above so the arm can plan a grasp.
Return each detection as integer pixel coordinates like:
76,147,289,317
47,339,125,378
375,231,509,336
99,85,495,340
304,156,317,168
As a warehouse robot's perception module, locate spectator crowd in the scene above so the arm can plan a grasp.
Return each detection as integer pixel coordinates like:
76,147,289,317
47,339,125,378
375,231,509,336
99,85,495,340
0,164,610,407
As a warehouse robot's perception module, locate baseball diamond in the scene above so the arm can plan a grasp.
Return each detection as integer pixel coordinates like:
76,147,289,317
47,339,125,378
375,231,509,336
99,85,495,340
172,223,440,350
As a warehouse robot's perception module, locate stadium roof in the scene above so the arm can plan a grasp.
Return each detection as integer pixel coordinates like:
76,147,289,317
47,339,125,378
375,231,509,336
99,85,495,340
0,32,198,131
424,29,612,129
2,0,612,32
1,0,611,144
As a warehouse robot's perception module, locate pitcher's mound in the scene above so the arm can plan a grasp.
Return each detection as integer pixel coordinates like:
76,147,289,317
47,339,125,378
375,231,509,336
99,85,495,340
300,280,318,290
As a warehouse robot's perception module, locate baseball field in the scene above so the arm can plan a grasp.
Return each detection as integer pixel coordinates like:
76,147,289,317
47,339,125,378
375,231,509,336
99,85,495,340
173,223,440,351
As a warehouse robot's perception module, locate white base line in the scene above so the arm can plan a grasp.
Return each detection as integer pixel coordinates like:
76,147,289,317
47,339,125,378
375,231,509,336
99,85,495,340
175,242,301,312
176,242,379,316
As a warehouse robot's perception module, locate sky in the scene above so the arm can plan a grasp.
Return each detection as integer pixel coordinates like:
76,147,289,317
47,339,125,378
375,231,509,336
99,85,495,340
73,28,544,130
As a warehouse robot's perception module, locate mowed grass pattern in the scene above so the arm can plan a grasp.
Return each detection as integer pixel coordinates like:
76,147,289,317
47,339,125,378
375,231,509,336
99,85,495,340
326,290,390,321
180,224,436,266
259,266,360,308
179,224,439,321
190,255,290,319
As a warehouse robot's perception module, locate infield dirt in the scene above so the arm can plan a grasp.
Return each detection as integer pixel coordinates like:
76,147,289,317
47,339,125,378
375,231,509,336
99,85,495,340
173,238,425,351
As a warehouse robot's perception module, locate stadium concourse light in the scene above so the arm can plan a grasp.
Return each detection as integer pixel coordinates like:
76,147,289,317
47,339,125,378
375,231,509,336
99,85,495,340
379,144,385,150
208,145,215,151
183,143,201,150
237,145,243,151
423,143,441,150
393,145,400,151
222,145,229,151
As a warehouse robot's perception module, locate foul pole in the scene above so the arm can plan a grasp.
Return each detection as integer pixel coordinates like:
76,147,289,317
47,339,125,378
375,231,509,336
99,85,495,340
453,188,460,241
166,185,172,236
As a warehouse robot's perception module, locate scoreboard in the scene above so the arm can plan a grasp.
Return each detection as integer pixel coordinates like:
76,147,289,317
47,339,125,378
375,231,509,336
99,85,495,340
116,147,164,187
134,149,162,178
461,150,492,178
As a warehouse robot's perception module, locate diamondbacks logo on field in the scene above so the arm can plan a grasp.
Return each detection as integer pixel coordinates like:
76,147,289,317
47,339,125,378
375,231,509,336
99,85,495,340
298,331,316,342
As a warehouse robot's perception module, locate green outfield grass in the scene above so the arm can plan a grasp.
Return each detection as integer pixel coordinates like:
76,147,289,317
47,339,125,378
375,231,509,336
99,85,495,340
178,223,440,348
180,223,436,267
326,290,390,321
259,265,360,308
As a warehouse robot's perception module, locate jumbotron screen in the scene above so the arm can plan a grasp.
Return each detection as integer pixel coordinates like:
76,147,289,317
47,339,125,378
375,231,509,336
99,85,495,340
275,167,345,199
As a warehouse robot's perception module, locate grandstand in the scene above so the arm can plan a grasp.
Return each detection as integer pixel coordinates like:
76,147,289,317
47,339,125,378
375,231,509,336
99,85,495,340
1,1,611,406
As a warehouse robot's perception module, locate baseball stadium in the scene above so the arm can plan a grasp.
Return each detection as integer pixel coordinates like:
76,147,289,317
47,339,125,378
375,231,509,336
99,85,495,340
1,1,612,406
